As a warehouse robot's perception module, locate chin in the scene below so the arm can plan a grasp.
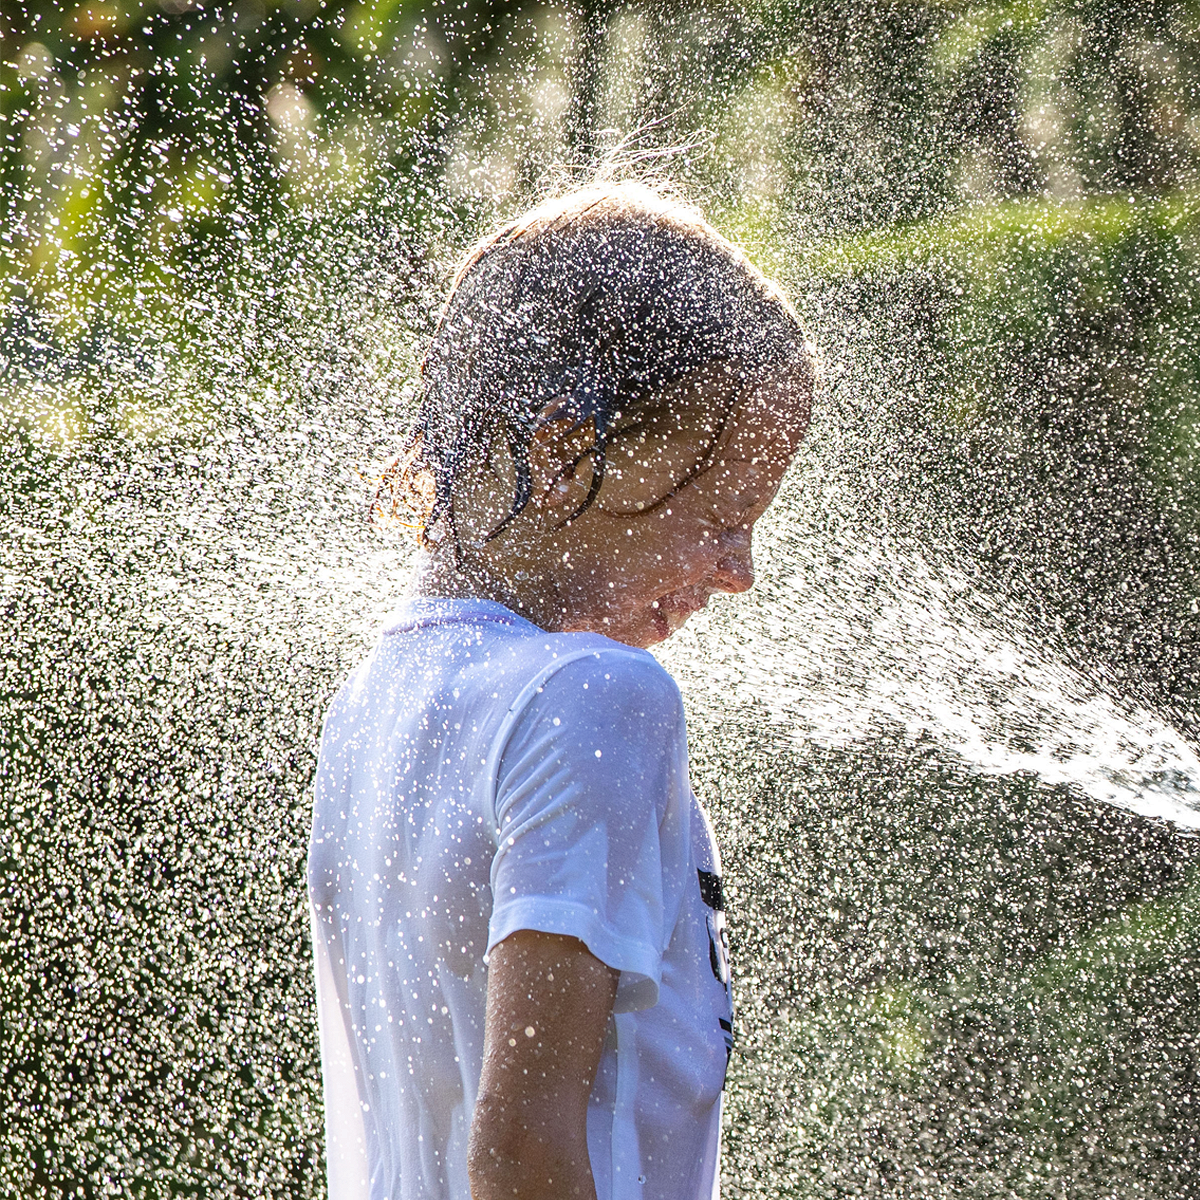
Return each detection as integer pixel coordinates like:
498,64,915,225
627,607,693,648
592,608,672,649
644,609,674,647
585,593,703,649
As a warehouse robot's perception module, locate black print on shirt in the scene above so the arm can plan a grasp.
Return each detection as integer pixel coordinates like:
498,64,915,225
697,868,734,1071
697,869,730,985
697,869,725,911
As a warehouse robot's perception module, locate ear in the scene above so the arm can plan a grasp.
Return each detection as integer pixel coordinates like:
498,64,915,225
527,410,596,512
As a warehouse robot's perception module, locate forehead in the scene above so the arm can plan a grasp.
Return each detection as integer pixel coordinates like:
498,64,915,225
597,361,810,514
711,366,812,468
614,361,810,465
612,361,743,441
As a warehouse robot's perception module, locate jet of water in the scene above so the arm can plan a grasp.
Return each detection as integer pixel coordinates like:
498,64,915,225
662,501,1200,831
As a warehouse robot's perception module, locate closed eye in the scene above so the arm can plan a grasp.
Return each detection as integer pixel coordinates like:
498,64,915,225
701,464,766,528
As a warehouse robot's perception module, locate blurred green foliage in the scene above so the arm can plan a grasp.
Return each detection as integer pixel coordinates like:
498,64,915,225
705,723,1200,1198
6,0,1200,1196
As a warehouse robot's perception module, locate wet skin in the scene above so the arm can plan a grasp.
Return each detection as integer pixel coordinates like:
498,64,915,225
415,361,813,646
414,361,812,1200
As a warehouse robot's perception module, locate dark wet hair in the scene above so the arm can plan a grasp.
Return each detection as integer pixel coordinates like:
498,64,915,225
379,181,813,546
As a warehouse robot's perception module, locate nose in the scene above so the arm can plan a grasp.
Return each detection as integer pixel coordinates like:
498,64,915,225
711,529,755,593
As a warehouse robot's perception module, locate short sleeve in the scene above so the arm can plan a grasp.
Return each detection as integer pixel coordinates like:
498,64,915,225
488,650,691,1013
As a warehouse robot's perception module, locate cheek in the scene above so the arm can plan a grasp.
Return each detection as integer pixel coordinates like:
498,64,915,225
609,511,723,588
654,528,723,579
683,524,725,557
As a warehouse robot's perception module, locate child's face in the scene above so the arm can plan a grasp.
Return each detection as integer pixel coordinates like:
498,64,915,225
541,363,811,648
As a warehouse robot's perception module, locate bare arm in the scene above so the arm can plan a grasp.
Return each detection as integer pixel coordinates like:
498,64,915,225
468,930,619,1200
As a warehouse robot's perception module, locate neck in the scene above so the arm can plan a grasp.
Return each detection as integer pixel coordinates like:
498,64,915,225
411,545,566,632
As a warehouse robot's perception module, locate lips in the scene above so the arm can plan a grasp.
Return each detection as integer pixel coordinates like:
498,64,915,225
634,588,714,646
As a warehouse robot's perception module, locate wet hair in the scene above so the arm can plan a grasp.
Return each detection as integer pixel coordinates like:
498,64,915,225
377,181,813,547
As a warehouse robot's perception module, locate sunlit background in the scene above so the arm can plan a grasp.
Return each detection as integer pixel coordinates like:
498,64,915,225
4,1,1200,1196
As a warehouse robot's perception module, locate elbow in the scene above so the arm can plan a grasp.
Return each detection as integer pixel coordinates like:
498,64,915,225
465,1102,510,1200
466,1096,529,1200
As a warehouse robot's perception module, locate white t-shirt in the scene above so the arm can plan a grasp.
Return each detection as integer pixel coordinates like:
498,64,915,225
308,598,733,1200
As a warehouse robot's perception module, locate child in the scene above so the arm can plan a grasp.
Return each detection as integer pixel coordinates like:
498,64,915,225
308,181,814,1200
